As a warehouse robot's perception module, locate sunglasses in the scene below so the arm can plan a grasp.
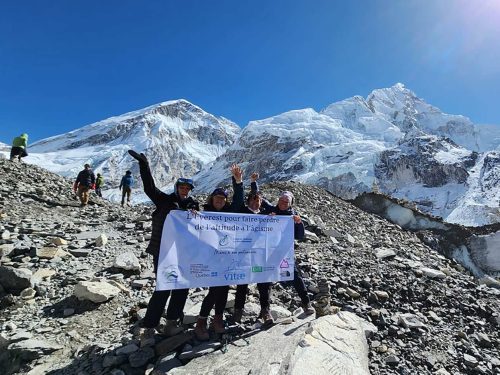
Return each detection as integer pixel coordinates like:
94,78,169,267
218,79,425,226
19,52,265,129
177,178,194,185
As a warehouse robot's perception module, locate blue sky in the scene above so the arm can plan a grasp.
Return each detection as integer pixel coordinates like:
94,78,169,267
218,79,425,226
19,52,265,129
1,0,500,143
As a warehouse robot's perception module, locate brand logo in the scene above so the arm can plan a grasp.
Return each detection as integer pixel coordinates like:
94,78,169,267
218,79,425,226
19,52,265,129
280,270,291,277
252,266,263,272
224,272,246,281
219,234,229,246
280,259,290,269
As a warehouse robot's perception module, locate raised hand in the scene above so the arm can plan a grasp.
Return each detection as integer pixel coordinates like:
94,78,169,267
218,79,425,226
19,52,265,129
128,150,148,164
230,164,243,184
250,172,259,182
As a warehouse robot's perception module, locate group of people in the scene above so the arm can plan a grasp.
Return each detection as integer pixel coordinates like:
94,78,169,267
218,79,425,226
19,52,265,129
8,135,314,338
8,133,132,207
72,164,134,207
127,149,315,342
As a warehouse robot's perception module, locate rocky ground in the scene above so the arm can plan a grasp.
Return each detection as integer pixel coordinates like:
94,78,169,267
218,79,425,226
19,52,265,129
0,158,499,374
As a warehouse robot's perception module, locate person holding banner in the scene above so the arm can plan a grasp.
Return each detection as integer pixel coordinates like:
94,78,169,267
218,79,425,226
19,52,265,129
252,178,316,316
233,173,274,325
128,150,200,339
194,164,244,341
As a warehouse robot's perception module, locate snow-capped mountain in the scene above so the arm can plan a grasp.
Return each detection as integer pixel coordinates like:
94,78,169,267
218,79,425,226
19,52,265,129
3,84,498,226
27,100,240,201
193,84,500,226
0,142,9,154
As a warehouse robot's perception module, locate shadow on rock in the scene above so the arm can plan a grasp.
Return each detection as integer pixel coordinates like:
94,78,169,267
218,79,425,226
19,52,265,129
42,296,100,318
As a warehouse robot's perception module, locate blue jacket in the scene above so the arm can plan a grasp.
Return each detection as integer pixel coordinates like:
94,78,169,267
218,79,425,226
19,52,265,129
120,175,134,189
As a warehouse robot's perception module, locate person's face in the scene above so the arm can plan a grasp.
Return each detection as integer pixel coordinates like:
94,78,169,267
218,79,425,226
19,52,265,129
278,197,291,211
212,195,227,210
248,195,262,211
177,184,191,199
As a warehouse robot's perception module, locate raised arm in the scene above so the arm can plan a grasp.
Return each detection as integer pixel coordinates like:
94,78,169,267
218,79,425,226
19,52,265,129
250,172,273,212
229,164,244,211
128,150,166,206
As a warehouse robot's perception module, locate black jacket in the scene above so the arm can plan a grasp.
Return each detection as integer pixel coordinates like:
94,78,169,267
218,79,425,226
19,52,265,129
203,177,244,214
75,169,96,188
138,161,199,258
252,181,304,240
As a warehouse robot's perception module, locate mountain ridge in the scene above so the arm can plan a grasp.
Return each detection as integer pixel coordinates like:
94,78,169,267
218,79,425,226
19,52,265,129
2,83,499,226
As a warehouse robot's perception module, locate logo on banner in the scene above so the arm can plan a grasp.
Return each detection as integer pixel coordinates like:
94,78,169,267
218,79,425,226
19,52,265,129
280,270,291,277
252,266,263,272
163,265,181,283
280,259,290,268
219,234,229,247
224,259,246,281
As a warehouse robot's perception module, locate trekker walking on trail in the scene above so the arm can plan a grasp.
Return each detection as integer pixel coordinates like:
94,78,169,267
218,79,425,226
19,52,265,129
119,170,134,206
128,150,199,339
233,172,274,326
95,173,104,197
194,164,244,341
10,133,28,162
73,164,96,207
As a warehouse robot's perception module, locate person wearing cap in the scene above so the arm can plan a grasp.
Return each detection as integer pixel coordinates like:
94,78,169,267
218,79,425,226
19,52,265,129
10,133,29,162
258,184,315,315
119,170,134,206
128,150,200,339
233,172,274,325
194,164,244,341
73,163,96,207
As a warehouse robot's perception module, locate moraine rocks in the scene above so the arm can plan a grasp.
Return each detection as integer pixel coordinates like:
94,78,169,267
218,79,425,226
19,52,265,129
0,159,498,375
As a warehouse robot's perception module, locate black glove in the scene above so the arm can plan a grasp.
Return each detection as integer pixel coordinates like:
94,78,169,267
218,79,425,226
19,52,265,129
128,150,148,164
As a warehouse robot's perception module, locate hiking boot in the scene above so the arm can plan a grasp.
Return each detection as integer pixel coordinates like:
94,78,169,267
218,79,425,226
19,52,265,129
259,309,274,325
194,317,209,341
133,327,156,347
302,301,315,315
233,308,243,324
210,314,225,334
163,319,184,337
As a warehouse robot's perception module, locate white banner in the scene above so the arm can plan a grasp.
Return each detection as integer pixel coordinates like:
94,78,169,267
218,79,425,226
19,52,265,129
156,210,295,290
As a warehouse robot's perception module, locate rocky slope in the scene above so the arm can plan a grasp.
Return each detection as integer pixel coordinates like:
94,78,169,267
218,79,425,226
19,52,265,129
0,160,499,374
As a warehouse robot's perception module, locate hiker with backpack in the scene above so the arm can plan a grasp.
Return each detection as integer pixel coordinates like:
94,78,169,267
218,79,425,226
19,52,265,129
95,173,104,197
119,170,134,206
10,133,28,162
73,163,96,207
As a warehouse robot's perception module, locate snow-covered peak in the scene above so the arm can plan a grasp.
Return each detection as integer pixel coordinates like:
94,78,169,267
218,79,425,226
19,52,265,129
320,83,482,150
24,99,241,202
31,99,239,153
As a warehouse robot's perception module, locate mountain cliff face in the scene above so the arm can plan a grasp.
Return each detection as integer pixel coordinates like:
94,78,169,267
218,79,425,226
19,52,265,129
28,100,240,200
193,84,500,226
